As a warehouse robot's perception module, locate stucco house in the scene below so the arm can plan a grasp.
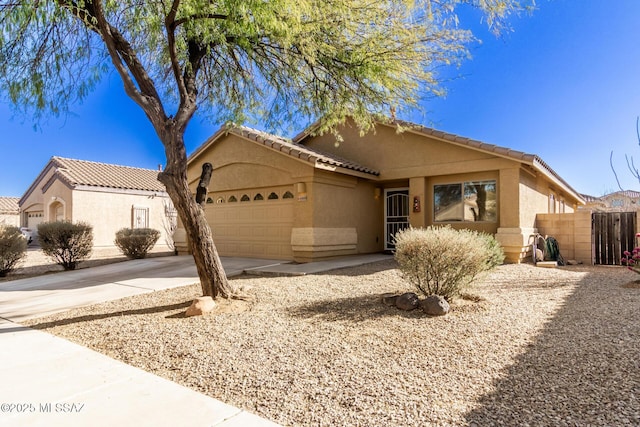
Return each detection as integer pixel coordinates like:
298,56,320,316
0,197,20,227
19,157,175,249
178,119,584,263
580,190,640,212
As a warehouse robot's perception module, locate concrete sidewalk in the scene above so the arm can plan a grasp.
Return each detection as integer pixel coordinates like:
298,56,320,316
0,253,391,427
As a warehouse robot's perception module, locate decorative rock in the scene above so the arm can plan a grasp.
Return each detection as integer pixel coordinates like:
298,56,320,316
420,295,450,316
185,296,216,317
381,293,399,307
396,292,420,311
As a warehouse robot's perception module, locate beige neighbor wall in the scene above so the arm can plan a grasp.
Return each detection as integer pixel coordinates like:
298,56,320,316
535,211,592,265
0,213,19,227
71,189,172,249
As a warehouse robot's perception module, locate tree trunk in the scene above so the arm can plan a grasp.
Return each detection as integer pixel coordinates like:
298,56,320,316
158,131,235,299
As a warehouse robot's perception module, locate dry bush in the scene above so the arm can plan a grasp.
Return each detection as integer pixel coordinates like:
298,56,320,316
114,228,160,259
38,221,93,270
394,226,504,300
0,225,27,276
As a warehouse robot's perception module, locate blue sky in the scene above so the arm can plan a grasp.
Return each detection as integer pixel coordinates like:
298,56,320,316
1,0,639,198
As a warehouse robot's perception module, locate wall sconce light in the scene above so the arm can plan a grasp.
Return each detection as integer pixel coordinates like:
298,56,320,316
374,188,382,200
296,182,307,201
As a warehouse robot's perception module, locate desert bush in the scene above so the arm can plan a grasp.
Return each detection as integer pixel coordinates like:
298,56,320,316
476,231,505,270
0,225,28,277
394,226,504,300
38,221,93,270
115,228,160,259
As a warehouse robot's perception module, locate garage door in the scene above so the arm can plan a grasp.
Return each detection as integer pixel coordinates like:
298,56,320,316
205,200,294,260
27,212,45,231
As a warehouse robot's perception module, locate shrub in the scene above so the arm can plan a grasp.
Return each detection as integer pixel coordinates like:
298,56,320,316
394,226,504,301
476,231,506,270
621,233,640,274
114,228,160,259
0,225,28,277
38,221,93,270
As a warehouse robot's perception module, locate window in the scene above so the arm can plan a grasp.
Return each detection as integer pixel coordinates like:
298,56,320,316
434,180,497,222
215,197,225,204
206,197,214,204
283,191,294,199
228,195,237,202
549,194,556,214
268,192,279,200
132,206,149,228
240,194,250,202
254,193,264,201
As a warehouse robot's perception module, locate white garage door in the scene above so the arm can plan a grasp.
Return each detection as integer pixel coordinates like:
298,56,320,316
27,212,45,232
206,200,294,260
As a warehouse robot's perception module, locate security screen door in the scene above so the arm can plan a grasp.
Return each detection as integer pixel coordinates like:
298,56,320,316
384,188,409,250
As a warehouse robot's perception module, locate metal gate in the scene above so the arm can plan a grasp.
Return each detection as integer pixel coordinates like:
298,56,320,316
592,212,636,265
384,189,409,250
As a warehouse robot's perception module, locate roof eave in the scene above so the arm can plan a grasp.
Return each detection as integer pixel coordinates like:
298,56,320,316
531,157,585,205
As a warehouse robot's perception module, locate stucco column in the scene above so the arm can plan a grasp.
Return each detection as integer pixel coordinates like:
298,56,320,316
495,168,534,263
409,177,426,228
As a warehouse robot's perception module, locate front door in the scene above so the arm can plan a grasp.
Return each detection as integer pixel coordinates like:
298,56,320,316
384,188,410,250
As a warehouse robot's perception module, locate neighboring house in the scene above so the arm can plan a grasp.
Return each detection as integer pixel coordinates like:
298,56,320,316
178,118,584,263
580,190,640,212
19,157,175,249
0,197,20,227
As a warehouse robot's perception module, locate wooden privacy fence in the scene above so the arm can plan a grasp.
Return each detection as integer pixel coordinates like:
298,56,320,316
592,212,637,265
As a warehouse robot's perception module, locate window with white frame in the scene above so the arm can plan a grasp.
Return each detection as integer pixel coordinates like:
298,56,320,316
434,180,497,222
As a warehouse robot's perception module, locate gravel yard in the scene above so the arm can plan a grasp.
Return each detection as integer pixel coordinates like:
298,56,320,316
23,260,640,426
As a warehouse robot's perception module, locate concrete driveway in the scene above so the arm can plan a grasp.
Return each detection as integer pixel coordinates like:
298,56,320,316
0,255,285,322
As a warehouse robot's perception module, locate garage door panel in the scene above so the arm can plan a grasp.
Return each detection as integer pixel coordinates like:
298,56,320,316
206,201,293,259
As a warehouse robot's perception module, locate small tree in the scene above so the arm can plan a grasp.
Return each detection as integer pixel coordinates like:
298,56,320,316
0,1,532,300
0,225,27,277
115,228,161,259
394,226,503,300
38,221,93,270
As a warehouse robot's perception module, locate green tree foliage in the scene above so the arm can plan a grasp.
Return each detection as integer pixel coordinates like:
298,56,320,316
0,0,532,298
0,225,28,277
38,221,93,270
115,228,161,259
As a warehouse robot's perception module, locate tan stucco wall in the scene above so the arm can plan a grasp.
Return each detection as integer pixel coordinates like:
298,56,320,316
71,190,172,248
305,122,514,181
185,134,386,261
188,134,311,191
497,167,580,263
297,173,383,260
536,211,592,265
0,213,19,227
182,122,584,263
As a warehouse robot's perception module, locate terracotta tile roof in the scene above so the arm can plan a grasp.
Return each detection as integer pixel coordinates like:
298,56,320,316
293,117,584,204
50,157,166,192
603,190,640,199
190,125,380,177
235,127,380,176
0,197,19,214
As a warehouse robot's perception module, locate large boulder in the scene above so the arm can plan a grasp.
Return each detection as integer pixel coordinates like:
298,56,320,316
185,296,216,317
420,295,450,316
396,292,420,311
